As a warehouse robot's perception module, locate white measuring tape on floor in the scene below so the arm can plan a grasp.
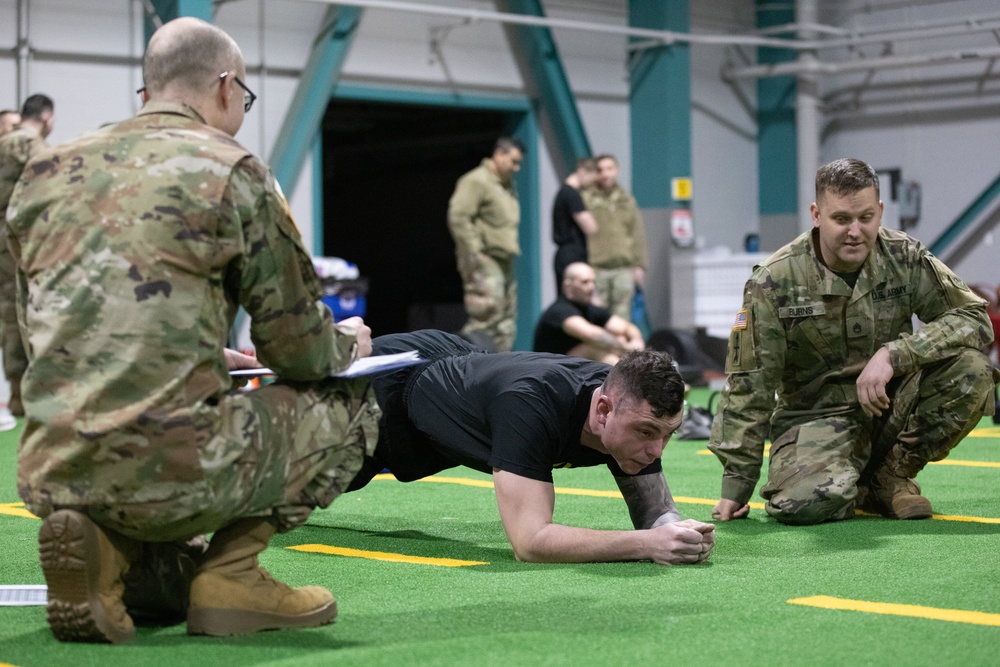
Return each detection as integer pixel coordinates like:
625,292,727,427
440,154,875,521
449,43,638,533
0,585,47,606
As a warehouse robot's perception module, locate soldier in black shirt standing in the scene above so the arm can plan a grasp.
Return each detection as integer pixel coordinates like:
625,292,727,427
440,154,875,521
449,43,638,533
552,158,599,287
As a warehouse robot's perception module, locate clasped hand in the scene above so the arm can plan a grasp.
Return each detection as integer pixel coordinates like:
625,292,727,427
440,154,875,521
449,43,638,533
649,518,716,565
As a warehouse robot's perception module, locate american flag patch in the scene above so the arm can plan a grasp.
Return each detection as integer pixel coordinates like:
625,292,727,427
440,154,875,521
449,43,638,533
733,310,748,330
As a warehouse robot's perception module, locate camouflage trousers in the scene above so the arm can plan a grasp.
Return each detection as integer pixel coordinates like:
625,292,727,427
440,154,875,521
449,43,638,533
79,377,380,541
593,266,634,321
761,349,996,525
0,239,26,405
458,252,516,352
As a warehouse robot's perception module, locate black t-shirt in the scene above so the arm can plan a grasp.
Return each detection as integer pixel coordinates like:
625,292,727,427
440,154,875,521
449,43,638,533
552,183,587,248
533,295,612,354
406,351,661,483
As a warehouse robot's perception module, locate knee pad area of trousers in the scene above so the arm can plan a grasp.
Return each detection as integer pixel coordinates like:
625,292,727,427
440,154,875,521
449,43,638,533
765,485,856,525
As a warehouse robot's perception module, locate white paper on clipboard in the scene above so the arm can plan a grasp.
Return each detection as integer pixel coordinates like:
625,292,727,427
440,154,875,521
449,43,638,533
229,350,423,379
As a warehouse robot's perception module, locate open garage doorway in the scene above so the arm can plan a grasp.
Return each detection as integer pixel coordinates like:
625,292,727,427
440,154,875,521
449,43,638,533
320,98,515,337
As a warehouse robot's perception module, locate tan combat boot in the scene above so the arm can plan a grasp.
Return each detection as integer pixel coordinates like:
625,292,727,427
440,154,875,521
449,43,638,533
867,443,933,520
186,518,337,636
38,509,139,644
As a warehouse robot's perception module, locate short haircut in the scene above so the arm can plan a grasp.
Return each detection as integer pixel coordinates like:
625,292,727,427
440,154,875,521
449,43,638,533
576,157,597,172
0,109,18,118
603,349,685,419
495,136,527,155
21,94,53,121
594,153,618,165
815,158,880,201
562,261,593,287
142,19,243,95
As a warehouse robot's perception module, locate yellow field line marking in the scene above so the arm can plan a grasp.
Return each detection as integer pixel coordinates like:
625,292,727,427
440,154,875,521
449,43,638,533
695,448,1000,468
928,459,1000,468
415,475,773,510
969,427,1000,438
287,544,487,567
381,475,1000,523
0,503,37,520
927,513,1000,524
4,471,995,527
788,595,1000,627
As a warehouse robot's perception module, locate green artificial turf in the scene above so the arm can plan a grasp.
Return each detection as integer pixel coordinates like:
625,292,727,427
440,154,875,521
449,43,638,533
1,388,998,666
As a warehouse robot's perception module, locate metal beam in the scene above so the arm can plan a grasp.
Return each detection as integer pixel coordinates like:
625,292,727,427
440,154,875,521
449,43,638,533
727,44,1000,80
796,0,819,233
496,0,590,177
756,0,798,251
628,0,691,209
144,0,212,43
507,110,542,352
269,6,362,196
296,0,792,49
931,171,1000,259
16,0,28,105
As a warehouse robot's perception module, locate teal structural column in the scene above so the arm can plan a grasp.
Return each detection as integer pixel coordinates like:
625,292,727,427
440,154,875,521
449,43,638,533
496,0,591,178
269,6,363,196
311,135,325,255
629,0,690,209
143,0,213,42
756,0,797,247
506,112,541,351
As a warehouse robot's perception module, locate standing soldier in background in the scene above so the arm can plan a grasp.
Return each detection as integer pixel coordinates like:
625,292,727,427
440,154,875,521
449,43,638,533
583,154,648,321
447,137,525,351
709,158,997,526
8,18,379,643
0,94,54,416
0,109,21,136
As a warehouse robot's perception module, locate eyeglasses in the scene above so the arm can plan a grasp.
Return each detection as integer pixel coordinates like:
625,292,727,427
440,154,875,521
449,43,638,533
134,73,257,113
220,72,256,113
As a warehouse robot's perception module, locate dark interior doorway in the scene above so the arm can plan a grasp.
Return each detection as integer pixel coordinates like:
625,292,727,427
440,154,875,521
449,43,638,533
321,99,510,336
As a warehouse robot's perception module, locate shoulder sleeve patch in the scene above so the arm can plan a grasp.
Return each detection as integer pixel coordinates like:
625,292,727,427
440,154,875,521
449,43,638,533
733,309,748,330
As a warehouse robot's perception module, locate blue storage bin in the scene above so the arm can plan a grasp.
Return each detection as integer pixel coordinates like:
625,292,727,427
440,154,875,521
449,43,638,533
320,277,368,321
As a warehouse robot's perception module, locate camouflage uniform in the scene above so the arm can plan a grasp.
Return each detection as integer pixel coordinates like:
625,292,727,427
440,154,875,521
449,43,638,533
447,159,519,352
0,125,47,413
709,228,996,525
8,102,379,542
582,184,647,320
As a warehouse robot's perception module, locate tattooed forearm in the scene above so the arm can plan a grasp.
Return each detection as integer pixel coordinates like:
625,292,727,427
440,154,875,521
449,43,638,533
615,473,680,530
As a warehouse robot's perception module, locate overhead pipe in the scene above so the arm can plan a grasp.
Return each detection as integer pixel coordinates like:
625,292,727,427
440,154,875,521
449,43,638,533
299,0,1000,56
759,14,1000,52
0,47,301,79
5,1,998,92
16,0,29,105
294,0,796,49
6,0,998,86
725,44,1000,80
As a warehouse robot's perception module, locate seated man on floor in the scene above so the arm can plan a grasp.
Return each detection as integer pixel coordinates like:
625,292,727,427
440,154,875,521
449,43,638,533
534,262,645,364
348,329,715,566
